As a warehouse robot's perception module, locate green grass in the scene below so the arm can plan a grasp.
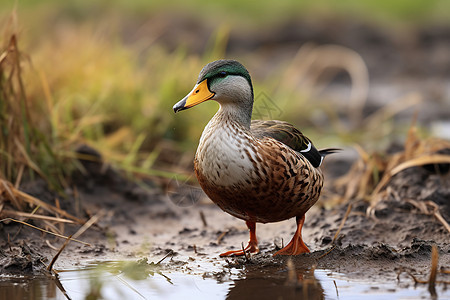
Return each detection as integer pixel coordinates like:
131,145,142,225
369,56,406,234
0,10,231,186
2,0,450,27
0,33,69,189
0,1,445,188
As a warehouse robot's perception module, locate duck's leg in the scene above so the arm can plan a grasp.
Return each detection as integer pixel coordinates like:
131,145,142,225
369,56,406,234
219,221,259,257
273,215,309,256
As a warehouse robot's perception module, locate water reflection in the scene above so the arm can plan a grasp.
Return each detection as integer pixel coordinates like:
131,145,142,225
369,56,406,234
0,275,59,300
0,259,448,300
227,268,324,300
57,263,232,300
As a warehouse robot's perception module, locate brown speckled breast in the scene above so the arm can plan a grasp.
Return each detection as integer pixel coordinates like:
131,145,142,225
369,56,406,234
194,124,324,223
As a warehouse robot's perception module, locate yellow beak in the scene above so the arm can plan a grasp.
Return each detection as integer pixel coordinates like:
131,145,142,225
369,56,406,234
173,79,215,113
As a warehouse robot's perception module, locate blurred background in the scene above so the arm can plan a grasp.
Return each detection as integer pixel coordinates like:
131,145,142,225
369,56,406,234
1,0,449,187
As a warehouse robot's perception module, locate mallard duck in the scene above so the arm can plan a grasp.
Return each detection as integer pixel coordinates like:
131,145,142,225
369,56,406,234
173,59,335,256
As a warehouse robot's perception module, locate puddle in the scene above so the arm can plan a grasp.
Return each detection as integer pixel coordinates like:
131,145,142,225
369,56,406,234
1,259,448,300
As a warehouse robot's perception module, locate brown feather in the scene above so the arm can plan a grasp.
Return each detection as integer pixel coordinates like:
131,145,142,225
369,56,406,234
195,118,323,223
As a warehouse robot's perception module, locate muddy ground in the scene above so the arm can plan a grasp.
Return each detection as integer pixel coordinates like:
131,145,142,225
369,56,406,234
1,153,449,291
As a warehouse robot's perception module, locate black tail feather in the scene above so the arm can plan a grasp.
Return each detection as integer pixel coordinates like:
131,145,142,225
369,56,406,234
319,148,341,157
317,148,340,167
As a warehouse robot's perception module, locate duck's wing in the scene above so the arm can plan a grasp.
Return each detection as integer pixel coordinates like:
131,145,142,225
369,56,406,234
251,120,335,168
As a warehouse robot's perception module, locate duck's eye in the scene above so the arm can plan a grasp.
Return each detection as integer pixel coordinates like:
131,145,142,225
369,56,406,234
218,71,227,77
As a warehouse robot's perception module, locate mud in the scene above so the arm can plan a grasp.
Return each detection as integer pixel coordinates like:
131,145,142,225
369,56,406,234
1,152,449,293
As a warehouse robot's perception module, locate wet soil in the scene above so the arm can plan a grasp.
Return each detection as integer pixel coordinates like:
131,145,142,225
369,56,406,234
1,154,449,293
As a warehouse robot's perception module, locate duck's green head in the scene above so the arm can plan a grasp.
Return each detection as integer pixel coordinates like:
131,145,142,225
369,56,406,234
173,59,254,113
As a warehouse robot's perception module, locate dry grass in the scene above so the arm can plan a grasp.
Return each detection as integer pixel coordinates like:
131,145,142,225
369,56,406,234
0,33,36,182
370,122,450,199
0,12,228,259
0,20,72,191
0,178,84,223
334,119,450,203
279,44,369,127
0,178,90,243
0,175,104,275
0,39,95,253
47,210,104,272
428,245,439,298
330,117,450,233
0,9,422,188
397,245,449,290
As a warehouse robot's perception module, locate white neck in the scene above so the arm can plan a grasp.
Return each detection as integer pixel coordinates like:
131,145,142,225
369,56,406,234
211,76,253,128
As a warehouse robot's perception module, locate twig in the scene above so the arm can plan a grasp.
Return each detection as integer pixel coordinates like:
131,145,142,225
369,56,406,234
0,179,85,224
406,200,450,234
14,164,24,189
372,155,450,198
52,272,72,300
55,197,65,234
318,245,336,260
47,235,72,272
433,209,450,234
42,220,64,235
390,155,450,176
45,240,59,251
398,268,450,286
406,271,428,284
14,188,85,224
217,230,228,244
156,250,174,265
199,210,207,227
286,258,296,284
242,242,249,262
115,275,146,300
333,280,339,298
440,268,450,274
0,218,90,246
428,245,438,298
47,211,104,272
3,209,75,223
12,205,41,240
332,202,353,244
1,180,23,210
72,210,104,240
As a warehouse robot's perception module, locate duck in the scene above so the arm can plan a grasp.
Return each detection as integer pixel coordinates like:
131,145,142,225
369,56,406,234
173,59,336,256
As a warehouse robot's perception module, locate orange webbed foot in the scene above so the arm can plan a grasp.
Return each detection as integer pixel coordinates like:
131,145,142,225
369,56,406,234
219,221,259,257
219,241,259,257
273,215,310,256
